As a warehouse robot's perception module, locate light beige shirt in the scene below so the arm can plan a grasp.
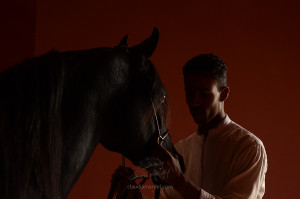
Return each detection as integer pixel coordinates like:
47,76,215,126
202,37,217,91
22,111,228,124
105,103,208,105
160,115,268,199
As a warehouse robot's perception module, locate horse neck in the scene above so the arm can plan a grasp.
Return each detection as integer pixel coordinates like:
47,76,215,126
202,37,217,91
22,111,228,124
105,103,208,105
59,50,131,197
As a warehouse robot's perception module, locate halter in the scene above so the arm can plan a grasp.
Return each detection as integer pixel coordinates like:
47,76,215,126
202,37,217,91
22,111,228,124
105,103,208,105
152,98,169,199
108,97,168,199
151,100,169,145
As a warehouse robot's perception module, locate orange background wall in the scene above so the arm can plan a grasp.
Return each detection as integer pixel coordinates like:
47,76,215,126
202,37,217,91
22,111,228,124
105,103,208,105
1,0,300,198
0,1,36,70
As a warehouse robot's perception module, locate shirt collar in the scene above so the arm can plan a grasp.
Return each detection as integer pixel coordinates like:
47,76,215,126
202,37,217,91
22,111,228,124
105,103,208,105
197,115,231,137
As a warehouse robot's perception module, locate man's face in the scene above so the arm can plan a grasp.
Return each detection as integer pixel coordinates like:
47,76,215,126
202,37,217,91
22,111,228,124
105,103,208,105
184,73,223,125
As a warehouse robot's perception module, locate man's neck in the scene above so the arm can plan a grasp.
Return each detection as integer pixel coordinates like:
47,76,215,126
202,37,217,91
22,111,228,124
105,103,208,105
198,112,226,135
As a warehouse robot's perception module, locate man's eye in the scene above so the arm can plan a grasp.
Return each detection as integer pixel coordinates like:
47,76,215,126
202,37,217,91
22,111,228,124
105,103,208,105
186,92,210,99
200,93,209,97
185,91,193,97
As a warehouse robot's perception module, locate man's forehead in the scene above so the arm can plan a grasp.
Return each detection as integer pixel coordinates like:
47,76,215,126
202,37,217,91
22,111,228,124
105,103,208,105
184,73,219,90
184,72,214,78
184,74,216,83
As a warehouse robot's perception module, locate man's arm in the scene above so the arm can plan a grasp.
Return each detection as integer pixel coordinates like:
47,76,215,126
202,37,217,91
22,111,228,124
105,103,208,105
155,142,267,199
218,142,267,199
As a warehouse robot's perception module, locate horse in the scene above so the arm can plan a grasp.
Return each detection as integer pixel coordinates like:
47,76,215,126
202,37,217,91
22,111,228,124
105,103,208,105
0,28,184,199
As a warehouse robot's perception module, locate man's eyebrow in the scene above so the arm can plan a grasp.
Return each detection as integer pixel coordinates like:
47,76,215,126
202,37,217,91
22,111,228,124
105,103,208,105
185,88,211,91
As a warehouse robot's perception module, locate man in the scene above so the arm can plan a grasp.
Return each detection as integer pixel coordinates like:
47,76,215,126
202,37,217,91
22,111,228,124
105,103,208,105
112,54,268,199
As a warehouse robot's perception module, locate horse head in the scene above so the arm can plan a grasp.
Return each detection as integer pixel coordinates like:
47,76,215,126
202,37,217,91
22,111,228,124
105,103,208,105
98,28,185,176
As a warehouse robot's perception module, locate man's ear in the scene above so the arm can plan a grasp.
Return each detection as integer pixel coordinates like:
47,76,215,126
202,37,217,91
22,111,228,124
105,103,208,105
220,86,230,101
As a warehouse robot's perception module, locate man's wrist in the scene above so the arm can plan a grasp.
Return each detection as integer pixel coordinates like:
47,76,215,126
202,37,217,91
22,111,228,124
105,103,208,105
172,175,201,199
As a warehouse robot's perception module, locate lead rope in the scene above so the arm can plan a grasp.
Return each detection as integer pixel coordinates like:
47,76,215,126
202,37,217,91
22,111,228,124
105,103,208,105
108,155,149,199
107,156,128,199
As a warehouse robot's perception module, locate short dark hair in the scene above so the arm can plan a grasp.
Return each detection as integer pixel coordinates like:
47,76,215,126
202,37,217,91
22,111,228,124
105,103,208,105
183,54,227,90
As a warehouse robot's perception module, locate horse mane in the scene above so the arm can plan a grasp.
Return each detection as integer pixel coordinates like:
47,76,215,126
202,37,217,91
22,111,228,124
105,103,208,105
0,51,64,198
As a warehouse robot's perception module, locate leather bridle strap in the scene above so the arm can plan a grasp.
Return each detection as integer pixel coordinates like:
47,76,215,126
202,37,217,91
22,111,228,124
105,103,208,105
108,100,167,199
151,100,169,199
151,101,168,145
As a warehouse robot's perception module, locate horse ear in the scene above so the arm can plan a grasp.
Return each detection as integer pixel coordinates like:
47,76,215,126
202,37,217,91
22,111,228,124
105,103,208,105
134,28,159,58
118,35,129,47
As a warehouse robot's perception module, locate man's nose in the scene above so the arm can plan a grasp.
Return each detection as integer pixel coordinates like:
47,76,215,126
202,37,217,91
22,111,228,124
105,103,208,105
187,92,202,107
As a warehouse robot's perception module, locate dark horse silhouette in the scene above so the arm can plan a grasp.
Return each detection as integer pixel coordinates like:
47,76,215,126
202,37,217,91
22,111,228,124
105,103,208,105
0,28,184,199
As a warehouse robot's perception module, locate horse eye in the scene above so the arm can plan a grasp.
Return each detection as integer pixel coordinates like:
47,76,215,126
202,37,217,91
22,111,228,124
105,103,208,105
161,95,166,103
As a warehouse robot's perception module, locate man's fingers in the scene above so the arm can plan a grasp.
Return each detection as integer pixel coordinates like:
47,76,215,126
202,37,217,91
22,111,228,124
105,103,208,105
114,166,133,176
152,145,179,162
111,166,134,183
152,144,171,159
170,152,178,160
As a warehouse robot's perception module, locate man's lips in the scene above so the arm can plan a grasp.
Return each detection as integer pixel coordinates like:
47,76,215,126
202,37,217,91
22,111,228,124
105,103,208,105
190,108,205,114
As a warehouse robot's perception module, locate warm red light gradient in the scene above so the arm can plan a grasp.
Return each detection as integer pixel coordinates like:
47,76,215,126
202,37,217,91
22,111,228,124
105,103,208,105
1,0,300,198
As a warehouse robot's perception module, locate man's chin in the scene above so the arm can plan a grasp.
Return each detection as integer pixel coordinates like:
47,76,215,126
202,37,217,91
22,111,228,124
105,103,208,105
193,117,208,125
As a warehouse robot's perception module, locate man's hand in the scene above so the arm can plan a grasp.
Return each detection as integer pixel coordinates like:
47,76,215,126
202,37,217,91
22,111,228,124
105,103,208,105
151,145,202,199
151,145,185,187
110,166,142,199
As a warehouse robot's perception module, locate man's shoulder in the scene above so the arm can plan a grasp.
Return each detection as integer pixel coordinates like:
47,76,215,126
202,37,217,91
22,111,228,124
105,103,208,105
224,119,266,155
227,120,268,173
227,120,263,145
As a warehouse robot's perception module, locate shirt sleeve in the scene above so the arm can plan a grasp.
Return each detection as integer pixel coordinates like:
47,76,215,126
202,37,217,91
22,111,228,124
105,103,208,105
160,186,173,198
199,141,268,199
